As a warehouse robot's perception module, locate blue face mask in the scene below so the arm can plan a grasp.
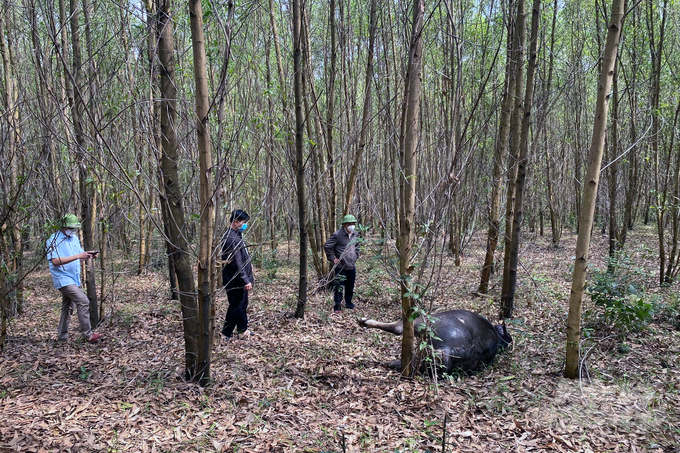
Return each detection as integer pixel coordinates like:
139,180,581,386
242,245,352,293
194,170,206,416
239,223,248,232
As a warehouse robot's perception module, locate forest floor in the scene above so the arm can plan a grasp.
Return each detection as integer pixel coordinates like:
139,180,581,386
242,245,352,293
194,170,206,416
1,226,679,452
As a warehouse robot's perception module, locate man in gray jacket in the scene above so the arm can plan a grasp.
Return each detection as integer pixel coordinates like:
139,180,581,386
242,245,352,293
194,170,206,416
221,209,254,340
324,214,360,312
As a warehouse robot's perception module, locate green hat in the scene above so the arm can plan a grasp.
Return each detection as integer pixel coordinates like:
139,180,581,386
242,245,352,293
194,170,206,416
60,214,82,229
341,214,357,224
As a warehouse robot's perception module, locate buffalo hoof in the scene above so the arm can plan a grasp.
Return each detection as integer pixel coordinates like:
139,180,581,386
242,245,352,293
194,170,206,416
384,359,401,371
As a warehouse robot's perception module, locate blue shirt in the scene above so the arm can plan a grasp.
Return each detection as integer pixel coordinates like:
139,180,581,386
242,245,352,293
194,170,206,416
46,231,84,289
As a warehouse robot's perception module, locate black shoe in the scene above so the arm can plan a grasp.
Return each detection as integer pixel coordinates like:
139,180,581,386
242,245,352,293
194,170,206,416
346,303,355,310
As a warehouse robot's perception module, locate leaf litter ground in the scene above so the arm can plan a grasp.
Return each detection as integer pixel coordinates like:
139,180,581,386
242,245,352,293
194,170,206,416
1,228,678,452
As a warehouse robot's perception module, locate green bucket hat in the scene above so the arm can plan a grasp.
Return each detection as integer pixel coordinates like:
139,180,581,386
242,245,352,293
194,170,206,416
60,214,82,229
341,214,357,224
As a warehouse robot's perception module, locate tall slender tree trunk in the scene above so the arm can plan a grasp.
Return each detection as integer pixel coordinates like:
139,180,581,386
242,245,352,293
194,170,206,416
189,0,215,386
607,62,620,263
81,0,103,313
647,0,668,284
30,0,61,211
146,0,159,271
58,0,73,156
479,0,518,294
326,0,338,229
660,102,680,282
620,11,640,245
114,5,148,276
157,0,199,379
264,33,278,252
500,0,541,319
667,114,680,282
542,0,560,246
0,5,22,315
300,8,328,279
293,0,308,319
565,0,624,379
344,0,377,216
68,0,99,327
398,0,424,378
500,0,526,304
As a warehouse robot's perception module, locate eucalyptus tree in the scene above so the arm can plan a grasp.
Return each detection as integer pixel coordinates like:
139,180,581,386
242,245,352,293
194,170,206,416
618,5,644,248
398,0,424,378
344,0,378,218
644,0,680,285
0,1,21,345
606,56,621,261
565,0,624,379
499,0,526,306
301,5,329,279
67,0,99,327
293,0,308,318
500,0,541,319
188,0,216,386
325,0,338,230
538,0,560,247
479,0,518,294
0,3,24,312
156,0,200,380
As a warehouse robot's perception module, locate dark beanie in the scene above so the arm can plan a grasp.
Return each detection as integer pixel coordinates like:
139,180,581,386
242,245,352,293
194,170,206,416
230,209,250,222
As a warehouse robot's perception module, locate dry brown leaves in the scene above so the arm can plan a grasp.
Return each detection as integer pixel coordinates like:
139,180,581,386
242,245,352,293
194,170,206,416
1,228,678,452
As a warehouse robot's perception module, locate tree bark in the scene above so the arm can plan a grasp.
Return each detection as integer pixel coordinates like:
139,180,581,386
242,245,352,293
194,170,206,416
542,0,560,246
157,0,199,380
0,4,22,317
565,0,624,379
188,0,215,386
647,0,668,284
293,0,308,319
300,9,328,279
326,0,338,229
344,0,377,216
500,0,541,319
667,109,680,282
398,0,424,378
500,0,526,306
478,0,518,294
607,61,620,264
68,0,99,328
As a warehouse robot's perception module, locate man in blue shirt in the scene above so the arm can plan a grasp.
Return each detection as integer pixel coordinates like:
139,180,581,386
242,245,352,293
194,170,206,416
46,214,101,343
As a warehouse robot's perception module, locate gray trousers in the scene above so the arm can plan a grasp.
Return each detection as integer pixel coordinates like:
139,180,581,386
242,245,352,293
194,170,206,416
57,285,93,340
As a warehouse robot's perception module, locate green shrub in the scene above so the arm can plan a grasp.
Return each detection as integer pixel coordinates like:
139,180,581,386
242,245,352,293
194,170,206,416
656,293,680,330
252,250,278,282
586,252,654,333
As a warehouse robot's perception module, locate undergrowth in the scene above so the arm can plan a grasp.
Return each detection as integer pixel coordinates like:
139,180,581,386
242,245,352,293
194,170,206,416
585,250,655,336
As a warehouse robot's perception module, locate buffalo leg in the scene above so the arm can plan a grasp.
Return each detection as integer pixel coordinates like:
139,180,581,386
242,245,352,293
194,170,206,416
358,318,404,335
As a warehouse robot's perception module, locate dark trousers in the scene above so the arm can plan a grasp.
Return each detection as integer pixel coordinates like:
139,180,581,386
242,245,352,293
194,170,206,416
334,268,356,308
222,287,249,338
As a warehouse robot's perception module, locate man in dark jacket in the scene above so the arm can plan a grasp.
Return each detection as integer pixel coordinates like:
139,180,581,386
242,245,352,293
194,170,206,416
324,214,360,313
221,209,254,340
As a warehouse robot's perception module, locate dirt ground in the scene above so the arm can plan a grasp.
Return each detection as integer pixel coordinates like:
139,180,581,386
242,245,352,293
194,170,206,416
1,227,679,452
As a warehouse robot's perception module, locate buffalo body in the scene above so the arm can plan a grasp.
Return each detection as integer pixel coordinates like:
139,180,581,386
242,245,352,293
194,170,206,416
358,309,512,373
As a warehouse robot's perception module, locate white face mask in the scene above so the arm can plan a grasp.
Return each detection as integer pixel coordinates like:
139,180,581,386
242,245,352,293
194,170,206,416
346,225,356,234
65,228,77,237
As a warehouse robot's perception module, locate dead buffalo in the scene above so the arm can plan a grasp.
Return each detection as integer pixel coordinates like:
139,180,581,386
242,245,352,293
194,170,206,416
358,309,512,374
